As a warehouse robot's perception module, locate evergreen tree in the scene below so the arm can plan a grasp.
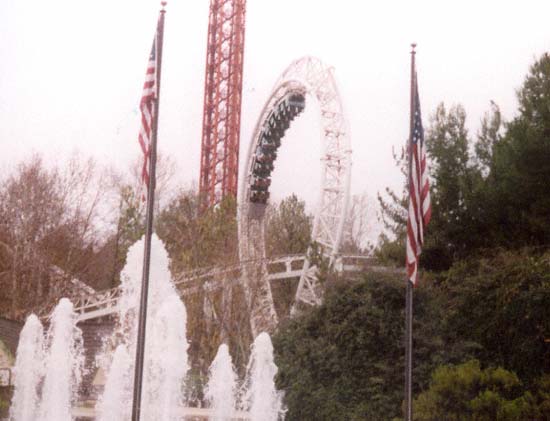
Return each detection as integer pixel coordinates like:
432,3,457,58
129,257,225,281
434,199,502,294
155,191,238,272
414,360,538,421
377,103,487,270
439,249,550,384
474,101,502,175
265,194,312,257
421,103,486,270
489,53,550,247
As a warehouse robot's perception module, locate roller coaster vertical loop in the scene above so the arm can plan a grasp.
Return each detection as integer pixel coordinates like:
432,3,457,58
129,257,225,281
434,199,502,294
238,56,352,335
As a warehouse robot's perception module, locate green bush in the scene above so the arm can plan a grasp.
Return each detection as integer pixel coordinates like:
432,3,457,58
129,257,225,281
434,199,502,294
414,360,545,420
439,249,550,384
273,272,464,420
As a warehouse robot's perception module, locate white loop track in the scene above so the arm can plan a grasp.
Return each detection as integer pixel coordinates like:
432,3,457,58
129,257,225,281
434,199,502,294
238,56,352,333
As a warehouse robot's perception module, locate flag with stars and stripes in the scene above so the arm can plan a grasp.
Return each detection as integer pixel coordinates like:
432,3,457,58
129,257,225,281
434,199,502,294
138,32,158,196
406,73,431,285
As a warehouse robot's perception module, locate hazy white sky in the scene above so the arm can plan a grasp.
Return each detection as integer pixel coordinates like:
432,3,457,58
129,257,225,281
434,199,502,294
1,0,550,217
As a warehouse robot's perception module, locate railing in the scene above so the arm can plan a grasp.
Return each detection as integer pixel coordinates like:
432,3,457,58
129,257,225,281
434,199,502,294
69,254,389,321
72,288,124,321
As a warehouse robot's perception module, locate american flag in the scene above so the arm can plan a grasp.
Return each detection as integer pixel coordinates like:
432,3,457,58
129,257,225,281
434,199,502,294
406,73,431,285
138,35,158,196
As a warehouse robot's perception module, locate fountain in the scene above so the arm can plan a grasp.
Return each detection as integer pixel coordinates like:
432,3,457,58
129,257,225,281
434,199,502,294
241,332,285,421
9,299,84,421
95,234,189,421
95,344,132,421
37,298,85,421
10,235,287,421
205,343,238,420
9,314,44,421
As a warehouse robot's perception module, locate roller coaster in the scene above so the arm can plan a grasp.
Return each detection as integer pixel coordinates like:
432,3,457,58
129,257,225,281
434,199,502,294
239,56,352,334
71,57,356,336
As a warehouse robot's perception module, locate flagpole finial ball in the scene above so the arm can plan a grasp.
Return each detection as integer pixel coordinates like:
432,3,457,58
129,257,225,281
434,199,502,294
411,43,417,51
161,1,167,9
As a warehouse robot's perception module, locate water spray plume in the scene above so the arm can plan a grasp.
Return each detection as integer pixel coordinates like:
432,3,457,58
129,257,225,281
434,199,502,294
242,332,285,421
206,343,238,420
9,314,44,421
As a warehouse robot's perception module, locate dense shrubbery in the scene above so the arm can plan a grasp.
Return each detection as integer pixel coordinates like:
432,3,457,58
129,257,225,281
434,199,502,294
273,272,455,420
414,360,550,420
306,52,550,419
439,250,550,385
273,251,550,420
275,53,550,416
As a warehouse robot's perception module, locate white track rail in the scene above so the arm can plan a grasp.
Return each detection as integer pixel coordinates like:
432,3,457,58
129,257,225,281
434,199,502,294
238,57,352,333
62,255,380,323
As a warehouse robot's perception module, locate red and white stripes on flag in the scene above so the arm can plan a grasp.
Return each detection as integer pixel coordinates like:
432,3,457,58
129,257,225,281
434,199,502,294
406,73,431,285
138,33,158,196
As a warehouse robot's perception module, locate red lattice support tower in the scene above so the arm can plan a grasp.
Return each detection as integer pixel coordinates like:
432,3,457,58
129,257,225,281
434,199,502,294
199,0,246,209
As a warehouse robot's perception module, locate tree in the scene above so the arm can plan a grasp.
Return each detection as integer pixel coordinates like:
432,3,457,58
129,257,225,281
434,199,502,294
273,272,467,420
156,191,238,272
376,103,493,270
126,151,177,212
0,155,107,318
488,53,550,247
421,103,487,270
156,191,245,376
530,374,550,419
107,184,146,286
438,249,550,385
265,194,312,257
197,195,239,268
340,193,376,255
414,360,537,421
376,146,408,265
474,101,502,175
155,188,201,273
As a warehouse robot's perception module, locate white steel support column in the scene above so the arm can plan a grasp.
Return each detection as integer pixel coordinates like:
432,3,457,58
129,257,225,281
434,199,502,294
238,57,352,331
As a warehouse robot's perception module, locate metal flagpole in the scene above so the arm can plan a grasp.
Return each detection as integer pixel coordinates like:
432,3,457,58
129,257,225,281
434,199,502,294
405,280,413,420
405,43,416,421
131,3,166,421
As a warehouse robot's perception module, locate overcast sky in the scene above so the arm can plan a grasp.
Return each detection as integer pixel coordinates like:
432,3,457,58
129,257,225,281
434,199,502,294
1,0,550,229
